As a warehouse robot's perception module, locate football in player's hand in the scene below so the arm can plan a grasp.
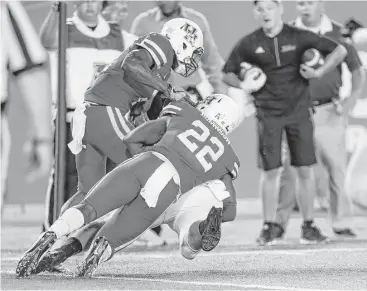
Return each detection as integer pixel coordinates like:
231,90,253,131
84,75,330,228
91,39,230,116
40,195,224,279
239,62,267,93
301,49,324,69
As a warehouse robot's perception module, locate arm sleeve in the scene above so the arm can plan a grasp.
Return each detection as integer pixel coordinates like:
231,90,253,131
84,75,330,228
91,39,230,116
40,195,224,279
135,33,170,69
4,1,47,76
298,29,339,55
198,15,226,93
222,37,252,76
221,174,237,222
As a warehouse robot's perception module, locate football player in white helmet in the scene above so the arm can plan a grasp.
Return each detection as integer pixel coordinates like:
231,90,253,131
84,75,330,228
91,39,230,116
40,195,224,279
162,18,204,77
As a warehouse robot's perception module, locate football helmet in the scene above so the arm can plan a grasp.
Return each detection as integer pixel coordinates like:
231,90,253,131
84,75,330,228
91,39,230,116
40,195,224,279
197,94,240,134
161,18,204,77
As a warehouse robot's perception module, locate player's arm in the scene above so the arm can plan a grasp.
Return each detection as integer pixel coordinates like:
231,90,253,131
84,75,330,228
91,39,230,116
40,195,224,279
122,48,169,98
299,30,347,79
123,116,170,157
39,2,60,50
221,174,237,223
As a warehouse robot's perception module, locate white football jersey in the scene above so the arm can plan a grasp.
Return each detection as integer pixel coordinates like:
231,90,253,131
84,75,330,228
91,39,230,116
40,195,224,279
49,15,137,109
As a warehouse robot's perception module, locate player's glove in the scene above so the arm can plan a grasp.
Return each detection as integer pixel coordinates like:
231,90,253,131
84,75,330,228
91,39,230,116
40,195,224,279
341,18,364,38
240,67,267,94
129,100,146,120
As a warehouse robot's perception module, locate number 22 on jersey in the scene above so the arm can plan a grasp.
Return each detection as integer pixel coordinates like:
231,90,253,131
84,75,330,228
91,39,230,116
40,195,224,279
177,120,224,172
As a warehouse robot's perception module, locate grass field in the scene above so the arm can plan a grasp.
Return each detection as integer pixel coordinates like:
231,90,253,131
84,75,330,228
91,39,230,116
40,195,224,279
1,203,367,291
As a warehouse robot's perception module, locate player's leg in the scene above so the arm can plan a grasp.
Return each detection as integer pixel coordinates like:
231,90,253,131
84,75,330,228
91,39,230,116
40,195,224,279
256,116,284,245
16,105,121,277
285,116,328,244
168,183,224,260
315,121,355,236
75,179,179,277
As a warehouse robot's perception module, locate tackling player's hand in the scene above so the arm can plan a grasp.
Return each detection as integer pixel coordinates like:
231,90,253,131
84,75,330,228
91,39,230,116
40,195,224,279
24,138,53,183
164,84,188,101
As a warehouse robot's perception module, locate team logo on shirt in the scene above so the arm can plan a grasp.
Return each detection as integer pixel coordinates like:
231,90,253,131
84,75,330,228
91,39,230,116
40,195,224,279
255,46,265,54
281,44,296,53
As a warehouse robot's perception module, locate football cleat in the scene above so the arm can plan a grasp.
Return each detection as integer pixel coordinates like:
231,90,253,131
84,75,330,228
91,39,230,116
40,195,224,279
34,237,82,274
200,206,223,252
75,237,109,278
15,231,57,278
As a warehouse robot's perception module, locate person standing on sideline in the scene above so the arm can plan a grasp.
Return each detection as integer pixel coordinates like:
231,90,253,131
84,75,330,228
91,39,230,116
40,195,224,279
40,1,135,231
275,0,365,239
222,0,347,245
1,1,53,215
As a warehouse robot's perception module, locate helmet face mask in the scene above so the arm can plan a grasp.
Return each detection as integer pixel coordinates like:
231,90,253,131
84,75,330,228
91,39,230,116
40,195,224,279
161,18,204,77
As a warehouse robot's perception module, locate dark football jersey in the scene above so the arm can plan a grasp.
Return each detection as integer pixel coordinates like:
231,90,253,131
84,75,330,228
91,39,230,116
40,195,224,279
153,101,240,193
85,33,174,114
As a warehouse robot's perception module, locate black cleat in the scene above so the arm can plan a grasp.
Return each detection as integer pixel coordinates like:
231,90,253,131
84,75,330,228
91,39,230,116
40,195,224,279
300,222,330,244
34,237,82,274
15,231,57,278
75,237,109,278
200,207,223,252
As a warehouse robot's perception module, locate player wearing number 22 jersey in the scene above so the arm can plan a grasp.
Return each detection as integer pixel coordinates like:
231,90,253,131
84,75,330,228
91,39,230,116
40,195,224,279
16,94,241,278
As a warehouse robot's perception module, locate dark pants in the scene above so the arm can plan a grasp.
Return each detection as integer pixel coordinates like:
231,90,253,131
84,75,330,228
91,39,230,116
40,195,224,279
257,114,317,171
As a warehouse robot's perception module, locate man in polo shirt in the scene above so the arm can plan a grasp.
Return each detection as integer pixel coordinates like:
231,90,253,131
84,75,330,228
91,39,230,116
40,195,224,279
131,0,226,119
276,0,365,239
222,0,347,245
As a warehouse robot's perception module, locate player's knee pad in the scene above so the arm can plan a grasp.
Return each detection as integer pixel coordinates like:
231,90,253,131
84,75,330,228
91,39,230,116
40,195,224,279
179,234,200,260
74,202,97,224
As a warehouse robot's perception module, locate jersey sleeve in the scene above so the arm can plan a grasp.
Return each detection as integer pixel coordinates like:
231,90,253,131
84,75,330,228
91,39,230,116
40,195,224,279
227,156,240,180
4,1,47,75
135,33,171,69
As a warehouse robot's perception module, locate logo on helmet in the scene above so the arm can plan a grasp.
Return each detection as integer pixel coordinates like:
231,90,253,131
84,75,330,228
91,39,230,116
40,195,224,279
180,23,198,45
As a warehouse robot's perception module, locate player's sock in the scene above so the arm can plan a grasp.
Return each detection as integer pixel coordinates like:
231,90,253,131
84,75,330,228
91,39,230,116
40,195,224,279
49,208,85,239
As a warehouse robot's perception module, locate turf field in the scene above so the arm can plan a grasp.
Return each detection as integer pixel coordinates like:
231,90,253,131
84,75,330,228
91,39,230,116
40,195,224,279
1,203,367,290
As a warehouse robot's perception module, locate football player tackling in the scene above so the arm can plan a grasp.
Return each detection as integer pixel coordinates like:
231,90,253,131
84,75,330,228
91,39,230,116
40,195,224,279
16,95,241,278
34,17,203,257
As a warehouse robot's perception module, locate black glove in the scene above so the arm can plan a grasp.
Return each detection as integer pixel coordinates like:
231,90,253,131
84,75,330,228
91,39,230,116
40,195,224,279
342,18,364,38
